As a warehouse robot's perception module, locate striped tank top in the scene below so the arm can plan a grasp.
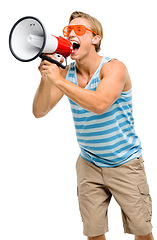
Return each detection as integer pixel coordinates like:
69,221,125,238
66,56,142,167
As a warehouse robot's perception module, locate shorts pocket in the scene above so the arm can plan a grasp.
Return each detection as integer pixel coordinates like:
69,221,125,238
137,182,152,222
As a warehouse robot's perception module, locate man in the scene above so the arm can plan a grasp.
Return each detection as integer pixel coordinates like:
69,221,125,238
33,11,154,240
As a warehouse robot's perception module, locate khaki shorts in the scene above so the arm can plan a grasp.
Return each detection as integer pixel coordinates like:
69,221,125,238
76,156,152,237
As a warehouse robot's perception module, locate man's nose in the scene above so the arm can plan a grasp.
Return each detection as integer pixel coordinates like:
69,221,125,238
69,29,76,37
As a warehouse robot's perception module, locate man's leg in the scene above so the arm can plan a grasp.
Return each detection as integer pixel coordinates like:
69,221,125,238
88,234,106,240
76,156,111,237
135,232,154,240
105,157,152,236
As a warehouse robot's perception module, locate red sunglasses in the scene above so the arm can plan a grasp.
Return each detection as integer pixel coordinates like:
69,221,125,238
63,25,97,37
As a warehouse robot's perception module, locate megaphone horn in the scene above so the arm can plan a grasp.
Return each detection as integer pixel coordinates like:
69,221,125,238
9,16,73,69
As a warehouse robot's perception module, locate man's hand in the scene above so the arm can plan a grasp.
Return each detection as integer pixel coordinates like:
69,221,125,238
39,54,64,85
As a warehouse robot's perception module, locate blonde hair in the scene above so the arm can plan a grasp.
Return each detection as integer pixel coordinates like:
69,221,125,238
69,11,103,52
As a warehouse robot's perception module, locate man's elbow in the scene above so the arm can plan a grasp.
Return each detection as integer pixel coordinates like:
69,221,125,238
33,112,42,118
95,94,120,115
95,102,108,115
32,106,47,118
95,98,117,115
96,107,106,115
32,111,43,118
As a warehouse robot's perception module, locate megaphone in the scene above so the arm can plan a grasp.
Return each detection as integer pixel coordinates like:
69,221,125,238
9,16,73,69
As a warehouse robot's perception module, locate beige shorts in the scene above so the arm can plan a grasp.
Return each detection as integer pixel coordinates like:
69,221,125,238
76,155,152,237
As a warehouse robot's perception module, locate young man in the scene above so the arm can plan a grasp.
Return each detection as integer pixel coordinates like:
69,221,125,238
33,11,154,240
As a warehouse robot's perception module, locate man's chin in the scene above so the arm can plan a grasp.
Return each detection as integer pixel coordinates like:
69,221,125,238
70,48,81,60
70,54,79,60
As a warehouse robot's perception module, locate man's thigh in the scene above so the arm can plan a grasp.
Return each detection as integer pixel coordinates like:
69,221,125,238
105,157,152,236
76,156,111,237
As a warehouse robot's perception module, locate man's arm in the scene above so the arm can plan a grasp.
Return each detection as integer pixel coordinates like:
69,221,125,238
33,77,64,118
33,60,67,118
46,59,129,115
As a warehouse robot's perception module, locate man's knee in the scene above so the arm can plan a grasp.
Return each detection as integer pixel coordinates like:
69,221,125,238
135,232,154,240
88,234,106,240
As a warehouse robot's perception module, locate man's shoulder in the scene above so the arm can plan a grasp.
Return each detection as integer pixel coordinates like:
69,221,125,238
100,58,128,77
102,58,126,69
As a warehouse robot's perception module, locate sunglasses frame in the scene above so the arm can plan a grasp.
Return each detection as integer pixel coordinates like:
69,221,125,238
63,25,97,37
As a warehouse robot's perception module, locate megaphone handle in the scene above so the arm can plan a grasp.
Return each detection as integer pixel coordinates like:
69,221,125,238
39,54,66,69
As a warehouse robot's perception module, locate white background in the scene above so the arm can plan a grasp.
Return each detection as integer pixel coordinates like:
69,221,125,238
1,0,157,239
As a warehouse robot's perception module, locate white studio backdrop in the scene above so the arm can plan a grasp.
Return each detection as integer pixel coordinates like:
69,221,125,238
1,0,157,239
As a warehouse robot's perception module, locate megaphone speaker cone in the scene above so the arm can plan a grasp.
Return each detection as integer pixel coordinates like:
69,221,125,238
9,16,46,62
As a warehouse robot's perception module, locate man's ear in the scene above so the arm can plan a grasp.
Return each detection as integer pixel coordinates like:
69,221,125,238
92,35,101,45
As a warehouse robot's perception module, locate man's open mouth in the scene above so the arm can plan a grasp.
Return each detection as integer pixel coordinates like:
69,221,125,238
71,41,80,53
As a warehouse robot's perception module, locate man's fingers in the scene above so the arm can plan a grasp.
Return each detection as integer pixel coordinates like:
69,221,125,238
40,59,52,67
60,56,64,63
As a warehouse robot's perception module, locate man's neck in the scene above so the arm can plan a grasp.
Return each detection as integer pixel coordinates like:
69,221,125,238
75,52,103,78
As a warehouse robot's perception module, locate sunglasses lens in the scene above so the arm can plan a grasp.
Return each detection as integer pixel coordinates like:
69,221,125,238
75,26,85,35
63,26,72,36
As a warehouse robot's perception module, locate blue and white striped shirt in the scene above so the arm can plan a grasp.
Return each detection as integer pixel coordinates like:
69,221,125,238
66,56,142,167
